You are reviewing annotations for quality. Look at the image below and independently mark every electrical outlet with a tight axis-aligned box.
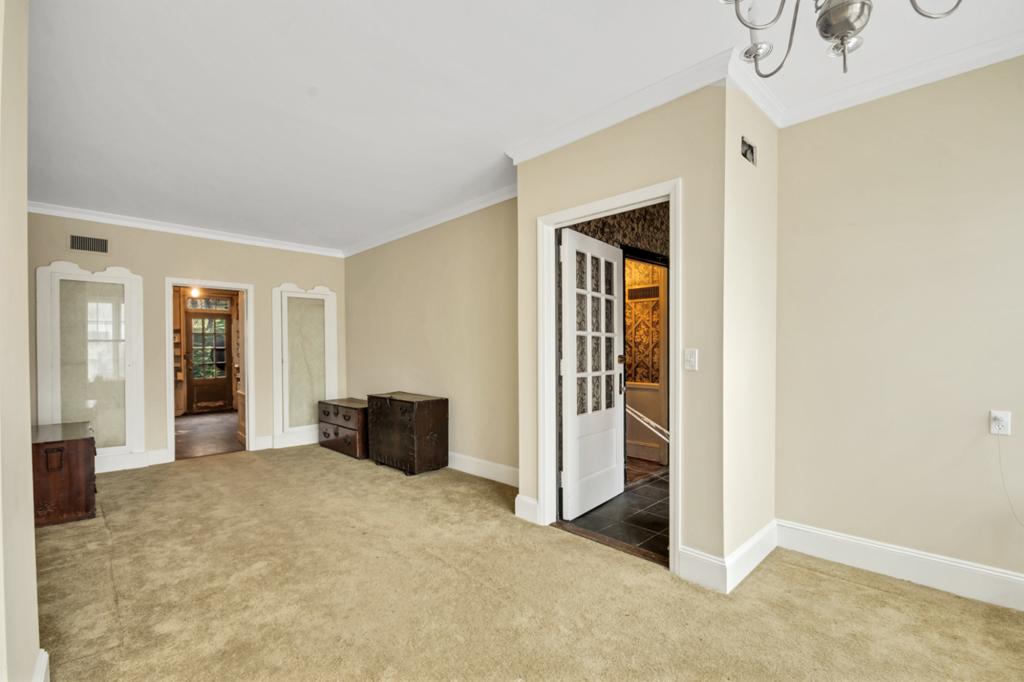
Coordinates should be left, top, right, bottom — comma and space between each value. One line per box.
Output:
991, 410, 1012, 436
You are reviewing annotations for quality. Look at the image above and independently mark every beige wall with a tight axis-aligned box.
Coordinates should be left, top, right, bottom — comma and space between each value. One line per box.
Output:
28, 215, 347, 454
777, 57, 1024, 573
345, 199, 518, 469
0, 0, 41, 678
518, 86, 728, 555
722, 84, 778, 555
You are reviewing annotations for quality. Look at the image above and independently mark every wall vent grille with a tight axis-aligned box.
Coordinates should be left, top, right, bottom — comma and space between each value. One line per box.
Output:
627, 285, 659, 301
69, 234, 109, 253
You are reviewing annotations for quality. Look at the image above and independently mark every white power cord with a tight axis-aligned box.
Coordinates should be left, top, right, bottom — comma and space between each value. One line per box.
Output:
997, 437, 1024, 529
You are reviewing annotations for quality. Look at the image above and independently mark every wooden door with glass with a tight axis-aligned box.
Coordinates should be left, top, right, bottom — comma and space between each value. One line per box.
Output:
185, 310, 233, 412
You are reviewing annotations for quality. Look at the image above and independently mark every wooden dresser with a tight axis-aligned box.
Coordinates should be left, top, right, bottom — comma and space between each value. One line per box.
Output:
318, 398, 368, 458
32, 422, 97, 527
368, 392, 448, 475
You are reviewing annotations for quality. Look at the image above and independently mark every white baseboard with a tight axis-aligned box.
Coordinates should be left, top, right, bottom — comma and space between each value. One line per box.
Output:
777, 520, 1024, 611
95, 448, 173, 474
725, 520, 778, 592
33, 649, 50, 682
271, 426, 318, 449
515, 495, 540, 525
448, 451, 518, 487
677, 520, 778, 594
248, 435, 274, 451
677, 545, 728, 592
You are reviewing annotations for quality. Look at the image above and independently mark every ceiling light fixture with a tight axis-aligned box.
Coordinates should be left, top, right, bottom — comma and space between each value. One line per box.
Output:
722, 0, 963, 78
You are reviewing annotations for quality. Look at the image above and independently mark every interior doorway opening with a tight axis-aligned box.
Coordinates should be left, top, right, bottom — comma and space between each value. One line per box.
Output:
553, 202, 671, 566
172, 285, 247, 459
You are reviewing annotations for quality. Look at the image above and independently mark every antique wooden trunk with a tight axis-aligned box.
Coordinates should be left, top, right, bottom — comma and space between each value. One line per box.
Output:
32, 422, 97, 527
318, 398, 369, 459
368, 392, 448, 475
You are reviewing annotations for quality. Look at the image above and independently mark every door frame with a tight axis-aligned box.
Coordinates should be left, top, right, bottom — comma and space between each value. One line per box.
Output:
164, 277, 256, 459
184, 308, 234, 413
271, 283, 338, 447
36, 261, 146, 459
533, 178, 684, 576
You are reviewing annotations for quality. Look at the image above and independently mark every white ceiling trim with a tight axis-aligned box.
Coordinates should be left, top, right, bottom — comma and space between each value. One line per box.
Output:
343, 183, 518, 257
778, 30, 1024, 127
27, 201, 347, 259
505, 49, 734, 166
727, 51, 789, 128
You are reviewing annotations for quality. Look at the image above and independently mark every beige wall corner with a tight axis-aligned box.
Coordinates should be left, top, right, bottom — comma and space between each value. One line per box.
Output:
777, 56, 1024, 573
345, 199, 518, 472
27, 215, 347, 456
0, 0, 42, 678
516, 85, 727, 556
722, 82, 779, 556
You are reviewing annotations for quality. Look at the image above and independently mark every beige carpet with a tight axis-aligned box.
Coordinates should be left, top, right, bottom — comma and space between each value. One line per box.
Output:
36, 445, 1024, 680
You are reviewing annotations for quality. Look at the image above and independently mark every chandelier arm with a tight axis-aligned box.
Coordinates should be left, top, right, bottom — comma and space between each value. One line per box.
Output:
753, 0, 802, 78
732, 0, 789, 31
909, 0, 963, 19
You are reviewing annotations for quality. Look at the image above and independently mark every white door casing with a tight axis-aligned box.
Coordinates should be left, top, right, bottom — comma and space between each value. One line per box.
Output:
36, 261, 145, 457
561, 230, 625, 520
271, 283, 338, 447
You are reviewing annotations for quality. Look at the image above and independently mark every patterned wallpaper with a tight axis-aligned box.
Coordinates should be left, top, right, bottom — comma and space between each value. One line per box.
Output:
625, 260, 662, 385
569, 202, 669, 257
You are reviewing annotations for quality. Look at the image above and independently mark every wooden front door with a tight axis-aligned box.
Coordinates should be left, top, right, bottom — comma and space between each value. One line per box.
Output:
186, 311, 233, 412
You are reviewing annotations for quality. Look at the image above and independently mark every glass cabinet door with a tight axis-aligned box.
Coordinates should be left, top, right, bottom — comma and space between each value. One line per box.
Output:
59, 280, 127, 448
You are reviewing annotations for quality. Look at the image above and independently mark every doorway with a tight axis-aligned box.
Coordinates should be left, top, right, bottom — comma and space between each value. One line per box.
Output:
553, 206, 672, 566
172, 285, 247, 459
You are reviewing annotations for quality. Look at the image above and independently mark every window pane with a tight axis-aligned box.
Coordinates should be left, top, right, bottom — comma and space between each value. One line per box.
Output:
59, 280, 127, 448
576, 378, 587, 415
215, 318, 226, 333
192, 318, 203, 332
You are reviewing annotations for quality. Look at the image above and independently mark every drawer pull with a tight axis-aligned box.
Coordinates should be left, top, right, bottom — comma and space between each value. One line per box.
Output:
45, 447, 64, 471
343, 413, 352, 422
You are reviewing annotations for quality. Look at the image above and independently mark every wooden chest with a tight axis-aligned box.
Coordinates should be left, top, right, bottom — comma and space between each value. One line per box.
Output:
318, 398, 368, 459
32, 423, 97, 527
368, 392, 448, 475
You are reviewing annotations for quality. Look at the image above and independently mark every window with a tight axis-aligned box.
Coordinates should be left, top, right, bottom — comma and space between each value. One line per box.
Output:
186, 296, 231, 311
191, 317, 228, 378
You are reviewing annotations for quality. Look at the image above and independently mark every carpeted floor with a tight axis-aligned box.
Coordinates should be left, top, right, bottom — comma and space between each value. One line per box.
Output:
36, 445, 1024, 680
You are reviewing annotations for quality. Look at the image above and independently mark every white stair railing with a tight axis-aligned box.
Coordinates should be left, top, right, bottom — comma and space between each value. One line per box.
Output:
625, 404, 670, 444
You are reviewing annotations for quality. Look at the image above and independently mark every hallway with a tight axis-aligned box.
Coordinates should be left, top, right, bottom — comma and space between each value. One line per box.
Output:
174, 411, 241, 459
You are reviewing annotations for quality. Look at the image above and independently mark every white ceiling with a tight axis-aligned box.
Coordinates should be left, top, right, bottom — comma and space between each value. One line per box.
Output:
28, 1, 1024, 255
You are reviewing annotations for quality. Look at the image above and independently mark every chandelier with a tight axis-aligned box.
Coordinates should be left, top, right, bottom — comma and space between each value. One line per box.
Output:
722, 0, 963, 78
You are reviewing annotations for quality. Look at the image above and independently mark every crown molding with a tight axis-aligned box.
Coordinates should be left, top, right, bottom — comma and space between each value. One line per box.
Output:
505, 49, 733, 166
779, 30, 1024, 127
342, 183, 518, 257
27, 201, 347, 259
727, 50, 789, 128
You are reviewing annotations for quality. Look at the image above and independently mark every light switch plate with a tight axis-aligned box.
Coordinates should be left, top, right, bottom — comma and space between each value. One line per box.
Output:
991, 410, 1012, 436
684, 348, 699, 372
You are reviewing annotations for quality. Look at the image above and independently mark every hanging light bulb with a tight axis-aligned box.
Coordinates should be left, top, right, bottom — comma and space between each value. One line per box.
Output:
190, 287, 201, 298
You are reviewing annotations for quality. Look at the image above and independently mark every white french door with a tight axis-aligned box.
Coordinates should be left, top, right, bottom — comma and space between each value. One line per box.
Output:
561, 230, 625, 520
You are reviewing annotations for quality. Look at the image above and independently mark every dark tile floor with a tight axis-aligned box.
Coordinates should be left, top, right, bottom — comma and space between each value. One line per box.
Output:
175, 411, 243, 459
625, 456, 667, 484
566, 465, 670, 561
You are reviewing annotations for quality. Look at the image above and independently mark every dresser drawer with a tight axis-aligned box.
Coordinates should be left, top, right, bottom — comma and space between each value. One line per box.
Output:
319, 422, 367, 459
318, 400, 365, 429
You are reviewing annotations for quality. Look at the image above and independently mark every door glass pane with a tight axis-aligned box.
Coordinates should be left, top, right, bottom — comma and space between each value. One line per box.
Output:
576, 378, 588, 415
59, 280, 127, 448
591, 376, 601, 412
576, 294, 586, 332
287, 297, 326, 428
591, 297, 600, 332
605, 337, 614, 371
604, 260, 614, 295
575, 252, 586, 290
591, 337, 601, 372
605, 299, 614, 333
590, 256, 600, 292
576, 335, 587, 373
605, 374, 615, 409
